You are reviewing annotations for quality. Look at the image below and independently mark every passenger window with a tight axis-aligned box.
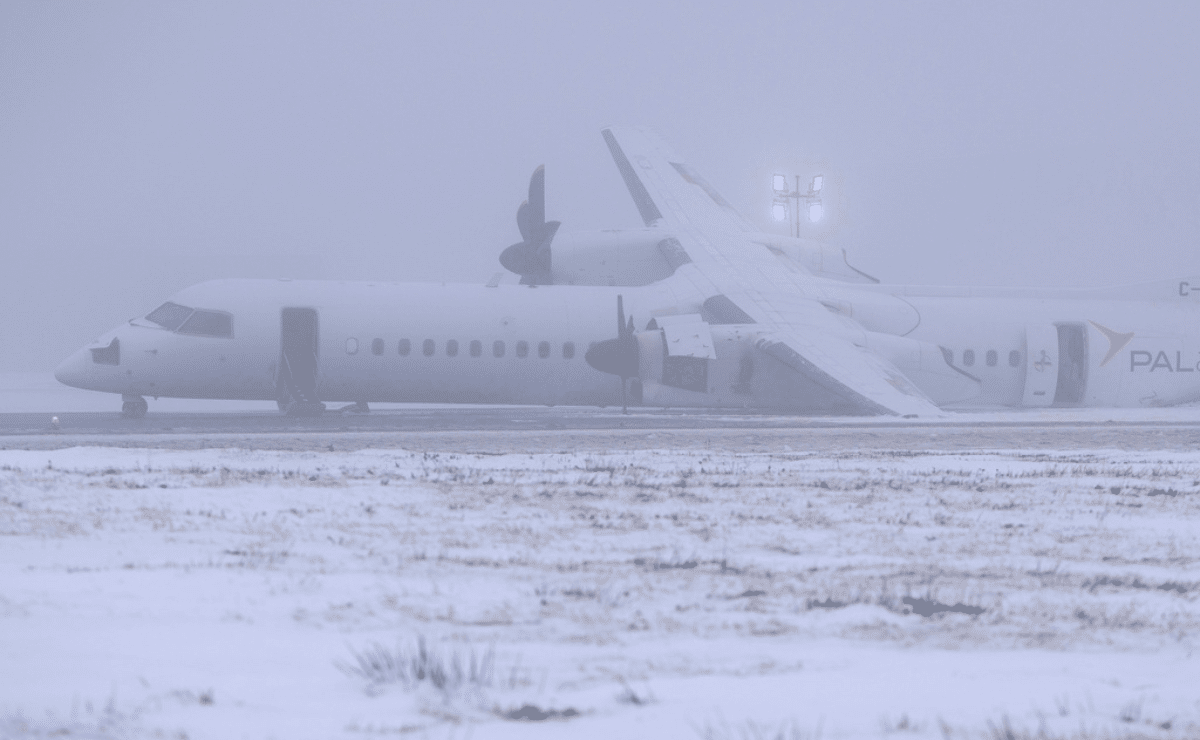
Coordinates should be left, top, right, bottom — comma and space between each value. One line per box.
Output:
346, 338, 359, 355
962, 349, 975, 367
470, 340, 482, 357
493, 340, 505, 358
145, 302, 193, 331
538, 341, 550, 358
986, 349, 997, 367
423, 339, 435, 357
178, 310, 233, 338
516, 340, 529, 358
398, 339, 411, 356
563, 341, 575, 359
371, 338, 384, 355
446, 339, 459, 357
1009, 349, 1021, 367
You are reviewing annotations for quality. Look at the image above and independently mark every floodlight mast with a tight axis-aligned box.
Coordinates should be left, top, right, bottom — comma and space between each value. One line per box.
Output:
771, 173, 824, 237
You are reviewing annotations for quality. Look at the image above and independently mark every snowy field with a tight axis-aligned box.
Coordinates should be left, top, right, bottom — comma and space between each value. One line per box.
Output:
1, 444, 1199, 739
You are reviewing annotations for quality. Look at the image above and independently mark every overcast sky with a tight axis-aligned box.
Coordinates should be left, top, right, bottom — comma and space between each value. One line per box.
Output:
3, 2, 1200, 372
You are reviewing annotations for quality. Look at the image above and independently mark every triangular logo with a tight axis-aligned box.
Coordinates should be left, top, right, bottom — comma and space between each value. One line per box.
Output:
1088, 321, 1134, 367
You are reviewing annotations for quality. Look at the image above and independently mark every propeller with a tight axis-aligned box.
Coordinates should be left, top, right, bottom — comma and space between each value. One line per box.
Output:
499, 165, 561, 285
584, 294, 640, 412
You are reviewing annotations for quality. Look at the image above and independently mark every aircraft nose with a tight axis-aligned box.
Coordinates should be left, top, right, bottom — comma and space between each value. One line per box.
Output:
54, 348, 91, 389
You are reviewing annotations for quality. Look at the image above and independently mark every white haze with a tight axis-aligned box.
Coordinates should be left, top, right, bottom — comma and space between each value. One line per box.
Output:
3, 2, 1200, 372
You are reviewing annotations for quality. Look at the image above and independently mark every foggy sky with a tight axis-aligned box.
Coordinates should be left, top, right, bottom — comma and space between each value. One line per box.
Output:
3, 1, 1200, 373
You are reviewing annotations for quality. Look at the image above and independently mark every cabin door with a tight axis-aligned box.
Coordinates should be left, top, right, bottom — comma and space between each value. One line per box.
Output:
278, 307, 325, 414
1021, 324, 1059, 407
1052, 323, 1089, 405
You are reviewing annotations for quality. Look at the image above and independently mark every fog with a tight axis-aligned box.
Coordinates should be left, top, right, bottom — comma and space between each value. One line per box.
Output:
3, 1, 1200, 373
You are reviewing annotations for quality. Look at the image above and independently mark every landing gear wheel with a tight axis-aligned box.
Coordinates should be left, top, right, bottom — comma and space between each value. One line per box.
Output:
121, 395, 148, 419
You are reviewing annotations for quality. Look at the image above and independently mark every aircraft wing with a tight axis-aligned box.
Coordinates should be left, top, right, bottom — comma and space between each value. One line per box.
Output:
603, 126, 942, 417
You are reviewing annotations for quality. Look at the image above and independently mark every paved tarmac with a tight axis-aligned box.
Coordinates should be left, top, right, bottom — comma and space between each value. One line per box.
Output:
4, 405, 1200, 452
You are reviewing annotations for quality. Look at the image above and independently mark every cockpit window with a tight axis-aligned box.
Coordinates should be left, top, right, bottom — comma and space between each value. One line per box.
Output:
90, 338, 120, 365
145, 302, 194, 330
178, 310, 233, 338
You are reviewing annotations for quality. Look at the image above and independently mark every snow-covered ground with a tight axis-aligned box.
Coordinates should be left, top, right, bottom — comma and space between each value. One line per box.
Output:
1, 445, 1198, 739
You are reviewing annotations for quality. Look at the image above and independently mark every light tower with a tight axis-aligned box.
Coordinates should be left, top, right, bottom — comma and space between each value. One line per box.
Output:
771, 173, 824, 237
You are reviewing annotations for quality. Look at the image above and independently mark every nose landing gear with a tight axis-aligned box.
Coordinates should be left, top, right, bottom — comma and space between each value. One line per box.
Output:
121, 394, 148, 419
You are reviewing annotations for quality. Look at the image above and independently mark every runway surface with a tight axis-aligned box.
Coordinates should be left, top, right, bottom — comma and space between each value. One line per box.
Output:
6, 404, 1200, 451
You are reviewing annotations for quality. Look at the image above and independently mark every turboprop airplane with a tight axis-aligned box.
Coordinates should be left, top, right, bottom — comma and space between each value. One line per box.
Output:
55, 127, 1200, 418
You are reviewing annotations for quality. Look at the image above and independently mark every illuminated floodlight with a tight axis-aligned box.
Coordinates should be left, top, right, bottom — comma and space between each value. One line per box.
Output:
810, 174, 824, 193
807, 202, 824, 223
772, 174, 788, 193
771, 202, 789, 221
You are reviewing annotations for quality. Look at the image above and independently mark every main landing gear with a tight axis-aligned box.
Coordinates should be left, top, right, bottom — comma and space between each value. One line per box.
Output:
121, 394, 148, 419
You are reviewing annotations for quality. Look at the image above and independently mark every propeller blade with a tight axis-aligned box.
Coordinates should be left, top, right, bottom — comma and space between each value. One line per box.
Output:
527, 165, 546, 226
586, 294, 640, 383
500, 165, 559, 285
534, 221, 560, 260
516, 200, 533, 243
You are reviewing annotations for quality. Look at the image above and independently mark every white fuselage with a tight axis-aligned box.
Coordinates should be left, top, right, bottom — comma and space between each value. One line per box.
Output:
901, 289, 1200, 408
54, 277, 1200, 412
55, 279, 678, 407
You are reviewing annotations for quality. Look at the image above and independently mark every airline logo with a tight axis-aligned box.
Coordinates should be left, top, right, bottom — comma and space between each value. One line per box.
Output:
1089, 321, 1134, 367
1130, 351, 1197, 373
1092, 320, 1200, 372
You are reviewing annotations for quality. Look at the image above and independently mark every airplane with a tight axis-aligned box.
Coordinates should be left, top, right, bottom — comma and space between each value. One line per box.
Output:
54, 127, 1200, 419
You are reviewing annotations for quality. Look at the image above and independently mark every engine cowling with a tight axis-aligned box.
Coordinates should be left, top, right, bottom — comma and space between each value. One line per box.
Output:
636, 320, 761, 408
548, 230, 676, 286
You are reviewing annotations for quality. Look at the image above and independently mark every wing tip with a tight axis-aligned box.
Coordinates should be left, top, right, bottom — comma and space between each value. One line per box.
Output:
600, 127, 664, 227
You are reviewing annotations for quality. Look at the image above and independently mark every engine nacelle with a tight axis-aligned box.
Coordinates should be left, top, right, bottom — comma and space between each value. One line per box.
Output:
549, 229, 675, 286
636, 321, 763, 408
816, 289, 922, 336
749, 233, 879, 284
544, 230, 886, 288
